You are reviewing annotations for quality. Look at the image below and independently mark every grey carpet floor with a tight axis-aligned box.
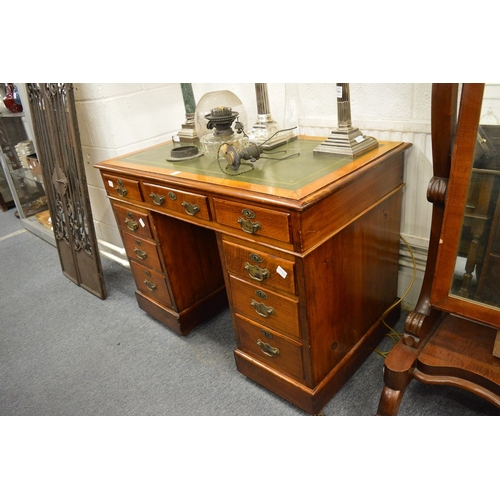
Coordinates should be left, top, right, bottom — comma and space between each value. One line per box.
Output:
1, 207, 499, 416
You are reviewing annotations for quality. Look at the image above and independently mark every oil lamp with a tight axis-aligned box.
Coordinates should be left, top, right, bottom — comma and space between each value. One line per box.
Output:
195, 90, 248, 159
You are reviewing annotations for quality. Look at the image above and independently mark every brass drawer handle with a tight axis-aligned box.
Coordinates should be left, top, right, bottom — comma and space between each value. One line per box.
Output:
125, 218, 139, 231
245, 262, 270, 281
251, 300, 275, 318
134, 248, 147, 260
144, 279, 157, 292
182, 201, 200, 216
116, 186, 128, 197
115, 179, 127, 197
150, 192, 165, 206
238, 217, 261, 234
257, 339, 280, 357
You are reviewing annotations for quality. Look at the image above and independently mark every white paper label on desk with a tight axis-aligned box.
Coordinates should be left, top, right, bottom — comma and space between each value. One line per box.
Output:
355, 136, 365, 143
108, 180, 114, 187
276, 266, 287, 279
170, 171, 181, 176
139, 218, 145, 227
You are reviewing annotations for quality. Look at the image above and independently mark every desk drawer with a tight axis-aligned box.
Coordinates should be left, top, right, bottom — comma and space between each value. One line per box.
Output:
222, 240, 296, 295
214, 198, 291, 243
142, 182, 211, 221
130, 260, 172, 308
236, 315, 304, 381
112, 202, 154, 239
103, 173, 142, 201
230, 276, 300, 338
121, 231, 163, 273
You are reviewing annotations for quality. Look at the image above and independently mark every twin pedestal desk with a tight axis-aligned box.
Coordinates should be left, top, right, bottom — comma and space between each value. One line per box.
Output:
96, 139, 410, 414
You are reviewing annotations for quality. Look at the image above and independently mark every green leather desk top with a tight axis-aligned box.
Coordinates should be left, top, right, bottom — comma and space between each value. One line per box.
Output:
120, 139, 358, 190
102, 139, 406, 201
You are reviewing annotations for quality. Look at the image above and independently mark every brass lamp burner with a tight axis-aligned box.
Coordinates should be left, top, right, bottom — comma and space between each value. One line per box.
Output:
205, 106, 240, 137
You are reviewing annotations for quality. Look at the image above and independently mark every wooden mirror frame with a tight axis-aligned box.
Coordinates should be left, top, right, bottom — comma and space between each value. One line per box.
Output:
430, 83, 500, 329
377, 83, 500, 416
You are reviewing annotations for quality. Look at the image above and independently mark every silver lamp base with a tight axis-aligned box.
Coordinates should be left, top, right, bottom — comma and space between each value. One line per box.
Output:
177, 113, 199, 144
313, 127, 378, 157
248, 114, 293, 150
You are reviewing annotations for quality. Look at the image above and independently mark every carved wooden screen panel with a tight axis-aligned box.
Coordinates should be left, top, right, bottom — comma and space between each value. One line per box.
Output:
27, 83, 107, 299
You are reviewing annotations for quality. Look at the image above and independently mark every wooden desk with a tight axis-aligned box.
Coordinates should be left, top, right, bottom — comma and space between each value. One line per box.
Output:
96, 138, 410, 414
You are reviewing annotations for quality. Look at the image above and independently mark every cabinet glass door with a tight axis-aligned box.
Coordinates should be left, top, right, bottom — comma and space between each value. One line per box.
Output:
0, 113, 48, 219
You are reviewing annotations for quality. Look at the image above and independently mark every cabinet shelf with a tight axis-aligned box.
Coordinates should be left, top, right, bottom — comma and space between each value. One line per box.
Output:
9, 167, 44, 184
0, 86, 54, 244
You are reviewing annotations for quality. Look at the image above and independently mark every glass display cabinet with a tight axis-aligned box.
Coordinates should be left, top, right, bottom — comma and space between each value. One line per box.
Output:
377, 83, 500, 415
0, 155, 14, 211
0, 84, 54, 244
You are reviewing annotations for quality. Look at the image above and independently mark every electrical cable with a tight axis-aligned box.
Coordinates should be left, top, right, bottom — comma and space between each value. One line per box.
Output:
374, 234, 417, 358
216, 126, 300, 175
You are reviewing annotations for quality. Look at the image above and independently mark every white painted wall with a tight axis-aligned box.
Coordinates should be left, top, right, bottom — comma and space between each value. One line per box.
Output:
74, 83, 434, 308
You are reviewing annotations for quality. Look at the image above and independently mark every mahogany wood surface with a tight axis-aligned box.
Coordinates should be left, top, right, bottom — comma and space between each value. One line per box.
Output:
430, 85, 490, 323
96, 139, 410, 414
415, 314, 500, 406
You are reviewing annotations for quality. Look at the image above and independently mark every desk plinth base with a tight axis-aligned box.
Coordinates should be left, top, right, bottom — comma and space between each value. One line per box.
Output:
135, 287, 228, 336
235, 304, 400, 415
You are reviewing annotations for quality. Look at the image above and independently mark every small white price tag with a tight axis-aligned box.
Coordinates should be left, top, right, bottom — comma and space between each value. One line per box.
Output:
170, 171, 181, 176
355, 136, 365, 143
276, 266, 287, 279
139, 218, 145, 227
108, 180, 114, 187
336, 86, 343, 98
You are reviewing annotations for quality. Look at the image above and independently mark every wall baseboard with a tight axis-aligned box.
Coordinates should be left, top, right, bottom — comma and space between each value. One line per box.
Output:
398, 234, 428, 310
98, 239, 130, 268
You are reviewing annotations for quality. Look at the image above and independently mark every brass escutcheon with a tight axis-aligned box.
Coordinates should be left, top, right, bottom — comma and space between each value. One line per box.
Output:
249, 253, 262, 263
255, 289, 268, 300
261, 329, 273, 339
168, 191, 177, 201
242, 208, 255, 219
